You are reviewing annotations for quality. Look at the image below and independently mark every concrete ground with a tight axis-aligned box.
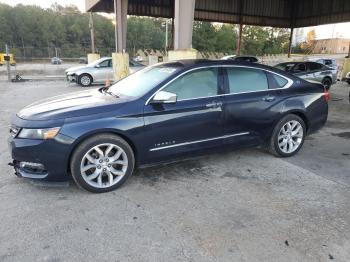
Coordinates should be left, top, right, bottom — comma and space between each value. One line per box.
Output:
0, 79, 349, 262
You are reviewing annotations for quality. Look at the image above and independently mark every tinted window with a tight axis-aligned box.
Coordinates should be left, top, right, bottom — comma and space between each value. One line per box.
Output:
226, 67, 268, 93
308, 62, 322, 71
324, 59, 333, 66
268, 73, 288, 89
275, 63, 295, 72
163, 68, 218, 100
99, 59, 111, 68
293, 63, 306, 72
235, 56, 258, 63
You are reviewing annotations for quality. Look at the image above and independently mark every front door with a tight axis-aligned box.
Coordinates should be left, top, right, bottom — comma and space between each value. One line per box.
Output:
142, 67, 225, 163
94, 59, 113, 83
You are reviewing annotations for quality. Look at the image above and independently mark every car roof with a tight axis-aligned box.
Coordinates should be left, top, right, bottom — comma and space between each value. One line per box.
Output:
160, 59, 297, 79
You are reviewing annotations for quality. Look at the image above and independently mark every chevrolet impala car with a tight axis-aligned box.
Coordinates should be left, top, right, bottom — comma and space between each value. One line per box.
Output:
9, 60, 329, 193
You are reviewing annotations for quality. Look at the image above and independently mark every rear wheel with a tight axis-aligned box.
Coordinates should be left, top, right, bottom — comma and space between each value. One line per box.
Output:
322, 78, 332, 90
78, 74, 92, 87
70, 134, 135, 193
269, 114, 306, 157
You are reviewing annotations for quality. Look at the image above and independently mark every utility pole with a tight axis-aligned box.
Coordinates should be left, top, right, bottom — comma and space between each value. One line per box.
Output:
5, 44, 11, 82
89, 12, 95, 53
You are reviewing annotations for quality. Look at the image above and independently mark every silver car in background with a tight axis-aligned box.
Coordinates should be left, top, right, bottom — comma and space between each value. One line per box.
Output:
65, 57, 145, 87
307, 58, 338, 71
274, 61, 337, 90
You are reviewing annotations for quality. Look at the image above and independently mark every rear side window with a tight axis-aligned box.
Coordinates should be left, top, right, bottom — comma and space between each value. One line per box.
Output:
267, 73, 289, 89
308, 62, 322, 71
226, 67, 268, 94
324, 60, 333, 66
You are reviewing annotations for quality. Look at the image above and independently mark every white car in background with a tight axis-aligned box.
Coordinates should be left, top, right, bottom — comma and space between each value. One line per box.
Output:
65, 57, 145, 87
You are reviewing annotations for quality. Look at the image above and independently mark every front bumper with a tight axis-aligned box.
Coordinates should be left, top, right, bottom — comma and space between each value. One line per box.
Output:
8, 134, 74, 182
66, 74, 76, 82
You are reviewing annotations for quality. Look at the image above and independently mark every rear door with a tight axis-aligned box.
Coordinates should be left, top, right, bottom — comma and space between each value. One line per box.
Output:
222, 66, 290, 145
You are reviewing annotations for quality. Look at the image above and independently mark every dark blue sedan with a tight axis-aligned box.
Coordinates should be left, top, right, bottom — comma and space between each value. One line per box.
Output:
9, 60, 329, 193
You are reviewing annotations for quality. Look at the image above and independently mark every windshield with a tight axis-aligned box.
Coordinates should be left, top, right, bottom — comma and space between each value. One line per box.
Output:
109, 65, 181, 97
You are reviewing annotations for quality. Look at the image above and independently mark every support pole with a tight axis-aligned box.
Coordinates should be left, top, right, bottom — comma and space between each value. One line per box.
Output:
89, 12, 95, 53
5, 44, 11, 82
114, 0, 119, 52
236, 24, 243, 56
288, 27, 294, 58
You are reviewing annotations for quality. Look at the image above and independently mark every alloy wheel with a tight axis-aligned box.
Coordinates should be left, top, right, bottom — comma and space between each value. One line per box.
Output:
277, 120, 304, 154
80, 143, 128, 189
80, 75, 91, 86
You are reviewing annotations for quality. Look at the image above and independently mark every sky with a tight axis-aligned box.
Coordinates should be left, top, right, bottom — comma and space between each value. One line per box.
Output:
0, 0, 350, 40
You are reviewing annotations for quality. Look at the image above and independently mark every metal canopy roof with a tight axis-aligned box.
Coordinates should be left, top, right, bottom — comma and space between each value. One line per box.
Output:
86, 0, 350, 28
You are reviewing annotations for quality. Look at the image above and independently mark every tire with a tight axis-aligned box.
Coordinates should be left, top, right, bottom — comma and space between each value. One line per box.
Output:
269, 114, 306, 157
70, 134, 135, 193
322, 78, 332, 90
78, 74, 93, 87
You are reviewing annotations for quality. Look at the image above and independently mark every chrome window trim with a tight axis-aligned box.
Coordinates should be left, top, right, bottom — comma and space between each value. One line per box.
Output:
149, 132, 250, 152
145, 65, 294, 105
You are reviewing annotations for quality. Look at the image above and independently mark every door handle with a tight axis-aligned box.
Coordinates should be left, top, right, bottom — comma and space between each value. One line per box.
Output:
262, 96, 276, 102
206, 102, 217, 108
206, 101, 223, 108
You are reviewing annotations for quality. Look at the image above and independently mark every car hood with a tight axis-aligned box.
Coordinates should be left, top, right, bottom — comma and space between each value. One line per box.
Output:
17, 89, 131, 121
65, 65, 88, 73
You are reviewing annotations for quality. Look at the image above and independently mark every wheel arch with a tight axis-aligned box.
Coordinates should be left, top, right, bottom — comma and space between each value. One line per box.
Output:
77, 72, 93, 85
66, 129, 138, 174
280, 110, 309, 132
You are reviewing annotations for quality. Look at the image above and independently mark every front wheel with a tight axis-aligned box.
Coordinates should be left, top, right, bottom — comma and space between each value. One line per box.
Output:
269, 114, 306, 157
78, 74, 93, 87
70, 134, 135, 193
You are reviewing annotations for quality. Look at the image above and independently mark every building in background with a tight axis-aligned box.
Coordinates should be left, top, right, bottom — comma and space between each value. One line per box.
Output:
313, 38, 350, 54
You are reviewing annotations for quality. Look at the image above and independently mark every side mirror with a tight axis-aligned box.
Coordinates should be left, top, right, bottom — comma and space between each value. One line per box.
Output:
95, 64, 100, 68
151, 91, 177, 104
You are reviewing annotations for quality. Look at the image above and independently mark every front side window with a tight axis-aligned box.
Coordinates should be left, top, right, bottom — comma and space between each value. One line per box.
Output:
163, 68, 218, 100
293, 63, 306, 72
226, 67, 268, 94
99, 59, 111, 68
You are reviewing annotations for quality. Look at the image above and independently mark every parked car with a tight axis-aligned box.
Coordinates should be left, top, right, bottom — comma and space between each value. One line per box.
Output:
133, 55, 144, 62
221, 55, 260, 63
79, 57, 88, 64
307, 58, 338, 71
274, 61, 336, 90
65, 57, 145, 87
9, 60, 329, 193
346, 72, 350, 84
51, 57, 62, 65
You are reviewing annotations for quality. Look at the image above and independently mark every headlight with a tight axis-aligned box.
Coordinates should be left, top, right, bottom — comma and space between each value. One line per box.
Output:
17, 127, 61, 140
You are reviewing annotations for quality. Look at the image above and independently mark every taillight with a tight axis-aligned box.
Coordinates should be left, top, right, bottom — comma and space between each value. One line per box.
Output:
324, 90, 330, 102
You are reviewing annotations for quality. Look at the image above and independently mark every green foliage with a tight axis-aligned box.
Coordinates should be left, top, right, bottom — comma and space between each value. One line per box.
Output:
0, 3, 291, 58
